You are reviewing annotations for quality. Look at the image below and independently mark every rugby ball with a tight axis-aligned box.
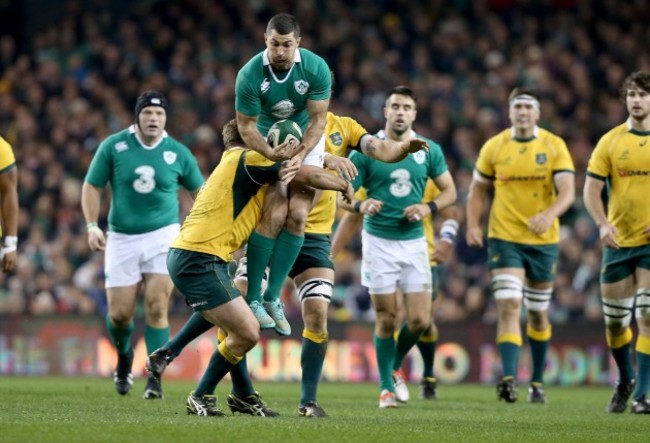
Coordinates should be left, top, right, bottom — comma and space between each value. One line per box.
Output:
266, 119, 303, 148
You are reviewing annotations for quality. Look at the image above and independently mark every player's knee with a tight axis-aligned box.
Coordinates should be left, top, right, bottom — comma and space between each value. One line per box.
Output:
603, 296, 634, 333
406, 315, 429, 334
145, 296, 168, 318
376, 311, 397, 334
236, 325, 260, 352
109, 310, 133, 327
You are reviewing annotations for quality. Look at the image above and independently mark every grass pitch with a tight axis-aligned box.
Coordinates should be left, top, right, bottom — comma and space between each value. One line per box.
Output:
0, 377, 646, 442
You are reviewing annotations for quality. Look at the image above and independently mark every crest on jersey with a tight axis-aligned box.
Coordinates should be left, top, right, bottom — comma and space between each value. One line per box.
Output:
271, 100, 296, 119
329, 132, 343, 146
535, 153, 547, 165
261, 78, 270, 93
294, 80, 309, 95
115, 141, 129, 153
163, 151, 177, 165
413, 150, 426, 164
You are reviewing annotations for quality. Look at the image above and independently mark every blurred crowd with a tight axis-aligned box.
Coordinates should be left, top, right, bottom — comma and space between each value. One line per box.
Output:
0, 0, 648, 325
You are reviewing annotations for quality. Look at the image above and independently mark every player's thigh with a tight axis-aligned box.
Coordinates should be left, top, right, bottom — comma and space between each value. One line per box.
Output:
202, 296, 259, 342
398, 236, 431, 294
106, 285, 139, 319
522, 242, 558, 282
166, 248, 240, 312
402, 289, 432, 327
600, 246, 647, 287
487, 238, 526, 273
361, 231, 401, 294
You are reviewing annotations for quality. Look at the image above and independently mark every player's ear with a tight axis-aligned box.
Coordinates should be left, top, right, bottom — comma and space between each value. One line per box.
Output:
295, 36, 301, 46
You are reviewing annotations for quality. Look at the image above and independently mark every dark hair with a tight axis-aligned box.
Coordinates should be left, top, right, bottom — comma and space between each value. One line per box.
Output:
134, 90, 168, 118
266, 13, 300, 37
619, 71, 650, 102
508, 86, 540, 102
385, 85, 417, 106
223, 119, 245, 148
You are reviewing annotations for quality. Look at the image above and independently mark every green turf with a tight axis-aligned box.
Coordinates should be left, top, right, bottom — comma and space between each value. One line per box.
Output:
0, 377, 646, 442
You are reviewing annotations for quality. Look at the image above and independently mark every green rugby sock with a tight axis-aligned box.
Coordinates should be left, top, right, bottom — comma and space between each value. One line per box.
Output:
417, 339, 436, 379
168, 312, 213, 357
300, 333, 328, 405
105, 315, 134, 355
144, 325, 169, 355
393, 324, 420, 371
230, 356, 256, 397
262, 230, 304, 302
374, 334, 396, 392
245, 232, 276, 304
498, 342, 520, 378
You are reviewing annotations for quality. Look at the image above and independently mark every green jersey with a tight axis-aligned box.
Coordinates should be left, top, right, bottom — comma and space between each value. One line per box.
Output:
85, 126, 204, 234
350, 130, 449, 241
235, 47, 331, 135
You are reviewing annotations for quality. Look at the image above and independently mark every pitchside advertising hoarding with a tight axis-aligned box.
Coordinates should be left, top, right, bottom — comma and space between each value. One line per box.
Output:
0, 316, 622, 385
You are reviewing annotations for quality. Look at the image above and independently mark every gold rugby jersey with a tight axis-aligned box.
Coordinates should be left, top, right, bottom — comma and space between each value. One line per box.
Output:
172, 148, 279, 261
305, 112, 368, 234
587, 121, 650, 247
475, 127, 574, 245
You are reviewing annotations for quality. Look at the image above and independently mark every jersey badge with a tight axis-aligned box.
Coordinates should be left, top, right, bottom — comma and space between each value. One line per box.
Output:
115, 141, 129, 153
329, 132, 343, 146
294, 80, 309, 95
271, 100, 296, 119
163, 151, 177, 165
261, 78, 270, 94
535, 153, 547, 165
413, 150, 426, 164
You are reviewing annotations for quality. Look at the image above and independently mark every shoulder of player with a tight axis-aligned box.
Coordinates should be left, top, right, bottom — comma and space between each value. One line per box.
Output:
593, 122, 630, 153
238, 51, 265, 72
97, 128, 131, 152
297, 48, 329, 73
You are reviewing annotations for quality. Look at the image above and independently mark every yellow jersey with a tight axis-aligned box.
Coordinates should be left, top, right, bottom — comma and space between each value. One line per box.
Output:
172, 148, 279, 261
305, 112, 368, 234
0, 136, 16, 237
475, 127, 574, 245
587, 121, 650, 247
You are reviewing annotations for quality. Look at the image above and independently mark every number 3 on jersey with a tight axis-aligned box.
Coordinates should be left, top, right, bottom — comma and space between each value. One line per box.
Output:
389, 168, 412, 197
133, 165, 156, 193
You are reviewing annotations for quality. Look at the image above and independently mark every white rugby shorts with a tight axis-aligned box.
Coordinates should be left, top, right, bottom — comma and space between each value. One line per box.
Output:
104, 223, 180, 288
361, 230, 431, 294
302, 134, 325, 167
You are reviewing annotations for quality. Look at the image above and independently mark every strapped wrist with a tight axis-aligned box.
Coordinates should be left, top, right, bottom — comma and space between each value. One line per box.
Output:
3, 235, 17, 247
427, 201, 438, 215
440, 219, 459, 244
353, 201, 362, 213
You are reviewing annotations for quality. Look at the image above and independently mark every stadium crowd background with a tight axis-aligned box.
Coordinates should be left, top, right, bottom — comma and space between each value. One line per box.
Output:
0, 0, 648, 327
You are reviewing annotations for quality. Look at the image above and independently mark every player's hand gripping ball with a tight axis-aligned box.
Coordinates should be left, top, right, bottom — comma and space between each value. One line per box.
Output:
267, 119, 303, 148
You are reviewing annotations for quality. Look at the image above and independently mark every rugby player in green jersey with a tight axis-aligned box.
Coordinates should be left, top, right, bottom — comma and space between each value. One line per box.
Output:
82, 91, 204, 399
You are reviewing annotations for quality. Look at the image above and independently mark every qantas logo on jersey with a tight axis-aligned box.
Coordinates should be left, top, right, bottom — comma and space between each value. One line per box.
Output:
497, 175, 545, 182
115, 141, 129, 152
260, 78, 271, 93
617, 169, 650, 177
294, 80, 309, 95
163, 151, 177, 165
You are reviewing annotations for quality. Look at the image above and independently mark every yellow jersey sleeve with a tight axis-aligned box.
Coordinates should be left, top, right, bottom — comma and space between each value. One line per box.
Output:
0, 136, 16, 172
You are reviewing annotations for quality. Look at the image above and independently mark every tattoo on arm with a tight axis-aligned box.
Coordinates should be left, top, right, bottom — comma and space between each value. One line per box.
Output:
364, 138, 377, 154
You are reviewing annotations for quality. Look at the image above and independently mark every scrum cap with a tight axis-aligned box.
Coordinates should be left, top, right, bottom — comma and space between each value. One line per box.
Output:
134, 90, 168, 118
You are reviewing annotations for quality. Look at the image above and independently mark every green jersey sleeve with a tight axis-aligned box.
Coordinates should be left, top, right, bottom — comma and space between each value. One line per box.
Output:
85, 138, 114, 187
